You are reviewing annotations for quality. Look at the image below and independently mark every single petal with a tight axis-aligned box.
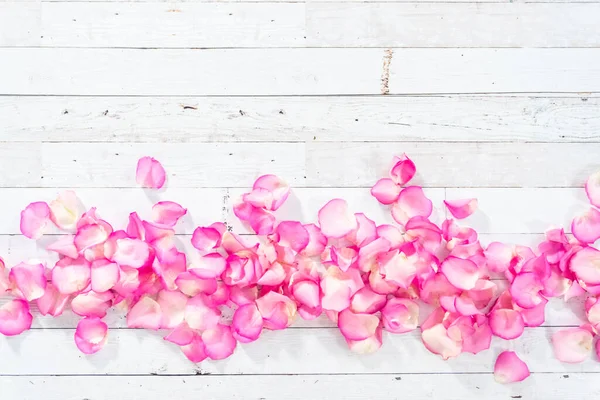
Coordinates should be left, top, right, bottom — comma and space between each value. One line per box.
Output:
175, 272, 217, 297
378, 250, 417, 289
392, 187, 433, 225
51, 257, 91, 295
275, 221, 309, 253
256, 291, 297, 330
74, 317, 108, 355
444, 198, 478, 220
338, 309, 380, 341
180, 334, 207, 363
136, 156, 166, 189
201, 324, 237, 360
440, 256, 480, 291
510, 272, 545, 309
376, 225, 405, 249
420, 273, 461, 306
189, 253, 227, 279
9, 262, 46, 301
47, 235, 79, 259
421, 323, 462, 360
489, 309, 525, 340
165, 322, 195, 346
112, 238, 152, 269
71, 291, 113, 318
249, 174, 290, 211
49, 190, 81, 231
0, 299, 33, 336
350, 287, 387, 314
381, 298, 419, 334
552, 327, 593, 363
318, 199, 357, 239
232, 303, 264, 343
389, 154, 416, 186
346, 325, 383, 354
348, 213, 377, 248
494, 351, 530, 383
585, 170, 600, 208
571, 208, 600, 244
320, 266, 364, 312
371, 178, 401, 205
20, 202, 51, 239
75, 223, 111, 251
152, 250, 186, 291
152, 201, 187, 227
127, 296, 162, 330
291, 279, 321, 310
90, 260, 120, 293
185, 295, 220, 331
570, 247, 600, 285
126, 212, 145, 239
229, 285, 258, 306
157, 290, 187, 329
191, 226, 222, 252
36, 283, 70, 316
485, 242, 514, 273
300, 224, 327, 257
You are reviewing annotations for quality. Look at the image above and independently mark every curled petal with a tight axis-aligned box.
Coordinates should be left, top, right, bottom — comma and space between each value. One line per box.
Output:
51, 257, 91, 295
371, 178, 401, 205
381, 298, 419, 334
232, 303, 264, 343
275, 221, 309, 253
338, 309, 380, 341
127, 296, 162, 330
49, 190, 81, 230
256, 291, 297, 330
75, 223, 111, 251
20, 202, 51, 239
152, 201, 187, 227
202, 324, 237, 360
444, 198, 478, 220
421, 323, 462, 360
440, 256, 480, 291
136, 156, 166, 189
585, 170, 600, 208
571, 208, 600, 244
389, 154, 416, 186
191, 227, 222, 252
392, 187, 433, 225
489, 309, 525, 340
318, 199, 357, 239
301, 224, 327, 257
510, 272, 545, 309
0, 299, 33, 336
552, 327, 593, 363
9, 262, 46, 301
247, 174, 290, 211
494, 351, 530, 384
74, 317, 108, 354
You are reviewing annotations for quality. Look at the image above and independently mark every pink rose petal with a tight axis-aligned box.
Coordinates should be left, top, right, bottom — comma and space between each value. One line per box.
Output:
152, 201, 187, 227
191, 226, 222, 252
49, 190, 81, 231
0, 299, 33, 336
392, 187, 433, 225
389, 154, 416, 186
371, 178, 401, 205
51, 257, 91, 295
440, 256, 480, 291
552, 327, 593, 363
585, 170, 600, 208
247, 174, 290, 211
489, 309, 525, 340
47, 235, 79, 259
127, 296, 162, 330
157, 290, 187, 329
274, 221, 309, 253
201, 324, 237, 360
256, 291, 297, 330
90, 260, 120, 293
185, 295, 220, 331
180, 334, 207, 363
136, 156, 166, 189
232, 303, 264, 343
165, 322, 195, 346
71, 291, 113, 318
444, 198, 478, 220
381, 298, 419, 334
318, 199, 357, 239
510, 272, 545, 309
338, 309, 380, 341
74, 317, 108, 355
494, 351, 530, 383
20, 202, 51, 239
9, 262, 46, 301
571, 208, 600, 244
570, 247, 600, 285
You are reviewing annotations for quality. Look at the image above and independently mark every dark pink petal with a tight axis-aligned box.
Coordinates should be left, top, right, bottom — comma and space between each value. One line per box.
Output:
191, 227, 222, 252
74, 317, 108, 354
552, 327, 593, 363
290, 279, 321, 318
222, 254, 258, 288
494, 351, 530, 383
229, 286, 258, 306
389, 154, 416, 186
301, 224, 327, 257
444, 198, 478, 220
0, 299, 33, 336
20, 202, 51, 239
392, 187, 433, 225
126, 212, 144, 239
510, 272, 545, 309
585, 170, 600, 208
201, 324, 237, 360
90, 260, 120, 293
127, 296, 162, 330
136, 156, 166, 189
232, 303, 264, 343
570, 247, 600, 285
381, 298, 419, 333
420, 273, 461, 306
153, 250, 186, 291
249, 174, 290, 211
256, 262, 286, 287
489, 309, 525, 340
51, 257, 91, 295
518, 297, 548, 327
49, 190, 81, 231
246, 206, 276, 235
157, 290, 187, 329
338, 309, 380, 341
572, 208, 600, 244
256, 291, 297, 330
371, 178, 401, 205
461, 318, 492, 354
9, 262, 46, 301
318, 199, 357, 239
185, 295, 220, 331
71, 291, 113, 318
152, 201, 187, 227
275, 221, 309, 253
440, 256, 480, 291
36, 283, 70, 316
180, 334, 207, 363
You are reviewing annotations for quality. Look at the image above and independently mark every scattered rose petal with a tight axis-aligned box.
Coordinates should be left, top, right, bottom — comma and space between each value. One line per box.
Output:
0, 299, 33, 336
444, 198, 478, 220
586, 170, 600, 208
152, 201, 187, 227
74, 317, 108, 354
20, 202, 51, 239
318, 199, 357, 238
552, 327, 593, 363
136, 156, 166, 189
494, 351, 530, 383
572, 208, 600, 244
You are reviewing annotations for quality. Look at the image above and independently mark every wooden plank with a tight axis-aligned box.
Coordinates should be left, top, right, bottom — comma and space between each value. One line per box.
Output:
307, 3, 600, 48
0, 374, 596, 400
0, 328, 597, 375
39, 2, 306, 48
3, 48, 600, 95
2, 95, 599, 143
0, 3, 40, 47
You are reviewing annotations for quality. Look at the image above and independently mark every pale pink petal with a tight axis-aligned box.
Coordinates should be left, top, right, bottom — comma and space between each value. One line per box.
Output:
392, 187, 433, 225
0, 258, 9, 294
232, 303, 264, 343
136, 156, 166, 189
71, 291, 113, 318
320, 266, 364, 312
300, 224, 327, 257
111, 266, 140, 297
185, 295, 220, 331
90, 260, 120, 293
191, 226, 222, 252
421, 323, 462, 360
510, 272, 545, 309
201, 324, 237, 360
206, 281, 230, 306
404, 217, 442, 252
0, 299, 33, 336
36, 283, 70, 316
330, 247, 357, 272
156, 290, 187, 329
111, 238, 152, 269
47, 235, 79, 259
256, 291, 297, 330
229, 286, 258, 306
389, 154, 416, 186
485, 242, 514, 273
494, 351, 530, 383
440, 256, 480, 291
420, 273, 461, 306
444, 198, 478, 220
20, 202, 51, 239
189, 253, 227, 279
570, 247, 600, 285
175, 272, 217, 297
350, 287, 387, 314
75, 223, 111, 251
371, 178, 401, 205
376, 225, 405, 249
381, 298, 419, 334
164, 322, 195, 346
489, 309, 525, 340
127, 296, 162, 330
180, 334, 207, 363
338, 309, 380, 341
346, 325, 383, 354
74, 317, 108, 355
348, 213, 377, 248
378, 250, 417, 289
152, 201, 187, 227
246, 206, 276, 235
256, 262, 286, 287
291, 279, 321, 316
461, 318, 492, 354
572, 208, 600, 244
357, 237, 391, 273
318, 199, 357, 239
518, 297, 548, 327
153, 251, 186, 291
49, 190, 81, 231
9, 262, 46, 301
249, 174, 290, 211
275, 221, 309, 253
552, 327, 593, 363
51, 257, 91, 295
585, 170, 600, 208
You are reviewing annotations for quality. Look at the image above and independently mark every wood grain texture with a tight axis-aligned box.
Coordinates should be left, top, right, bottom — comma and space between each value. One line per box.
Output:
3, 48, 600, 95
2, 96, 599, 143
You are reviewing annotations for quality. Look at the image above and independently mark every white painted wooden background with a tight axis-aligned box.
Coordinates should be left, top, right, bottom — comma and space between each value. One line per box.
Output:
0, 0, 599, 399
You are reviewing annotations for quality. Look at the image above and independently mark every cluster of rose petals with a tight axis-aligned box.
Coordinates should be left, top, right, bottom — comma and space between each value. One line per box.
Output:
2, 155, 600, 383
